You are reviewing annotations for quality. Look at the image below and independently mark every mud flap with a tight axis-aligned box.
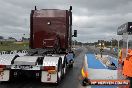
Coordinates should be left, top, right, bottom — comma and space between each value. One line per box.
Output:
0, 70, 10, 81
41, 71, 57, 83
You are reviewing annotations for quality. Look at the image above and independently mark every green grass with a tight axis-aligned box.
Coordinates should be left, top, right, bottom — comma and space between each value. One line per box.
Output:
0, 41, 29, 51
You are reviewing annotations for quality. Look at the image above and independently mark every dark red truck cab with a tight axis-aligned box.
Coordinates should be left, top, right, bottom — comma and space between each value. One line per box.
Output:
30, 7, 73, 53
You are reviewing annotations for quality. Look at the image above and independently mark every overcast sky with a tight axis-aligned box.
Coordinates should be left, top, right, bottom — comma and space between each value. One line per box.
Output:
0, 0, 132, 42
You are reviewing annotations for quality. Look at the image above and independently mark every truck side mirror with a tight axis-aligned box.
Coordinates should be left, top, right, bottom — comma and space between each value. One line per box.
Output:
73, 30, 77, 37
70, 6, 72, 10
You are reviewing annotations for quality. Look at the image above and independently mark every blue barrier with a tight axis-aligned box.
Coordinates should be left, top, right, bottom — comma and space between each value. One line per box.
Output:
86, 54, 106, 69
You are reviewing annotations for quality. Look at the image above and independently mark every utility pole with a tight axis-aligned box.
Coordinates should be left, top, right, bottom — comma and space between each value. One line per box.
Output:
118, 39, 120, 59
74, 40, 76, 47
111, 38, 113, 53
101, 40, 103, 58
99, 40, 104, 58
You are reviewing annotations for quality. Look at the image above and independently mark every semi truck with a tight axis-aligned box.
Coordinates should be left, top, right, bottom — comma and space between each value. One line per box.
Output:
0, 6, 77, 84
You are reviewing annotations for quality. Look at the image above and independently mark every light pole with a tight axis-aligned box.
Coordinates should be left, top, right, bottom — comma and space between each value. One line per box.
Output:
99, 40, 104, 58
74, 40, 76, 47
111, 38, 113, 48
111, 38, 113, 53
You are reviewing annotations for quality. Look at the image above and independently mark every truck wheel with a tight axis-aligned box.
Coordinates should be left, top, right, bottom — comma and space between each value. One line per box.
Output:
0, 82, 3, 84
62, 63, 67, 79
9, 70, 14, 81
57, 58, 62, 84
63, 64, 67, 75
57, 72, 61, 84
62, 57, 67, 77
69, 63, 73, 68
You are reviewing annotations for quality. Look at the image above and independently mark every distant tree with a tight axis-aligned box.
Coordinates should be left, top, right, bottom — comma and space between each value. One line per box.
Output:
111, 39, 118, 47
8, 37, 15, 39
0, 36, 4, 39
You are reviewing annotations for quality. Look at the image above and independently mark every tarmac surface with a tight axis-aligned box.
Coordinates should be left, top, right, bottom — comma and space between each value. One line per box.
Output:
0, 47, 87, 88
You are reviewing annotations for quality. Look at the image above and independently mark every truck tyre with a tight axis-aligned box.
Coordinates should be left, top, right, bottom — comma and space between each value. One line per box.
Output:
72, 51, 75, 58
57, 58, 62, 84
63, 61, 67, 75
62, 57, 67, 78
0, 82, 3, 84
69, 63, 73, 68
69, 59, 73, 68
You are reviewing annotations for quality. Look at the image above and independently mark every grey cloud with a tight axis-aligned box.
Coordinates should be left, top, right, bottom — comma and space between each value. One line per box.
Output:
0, 0, 132, 42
